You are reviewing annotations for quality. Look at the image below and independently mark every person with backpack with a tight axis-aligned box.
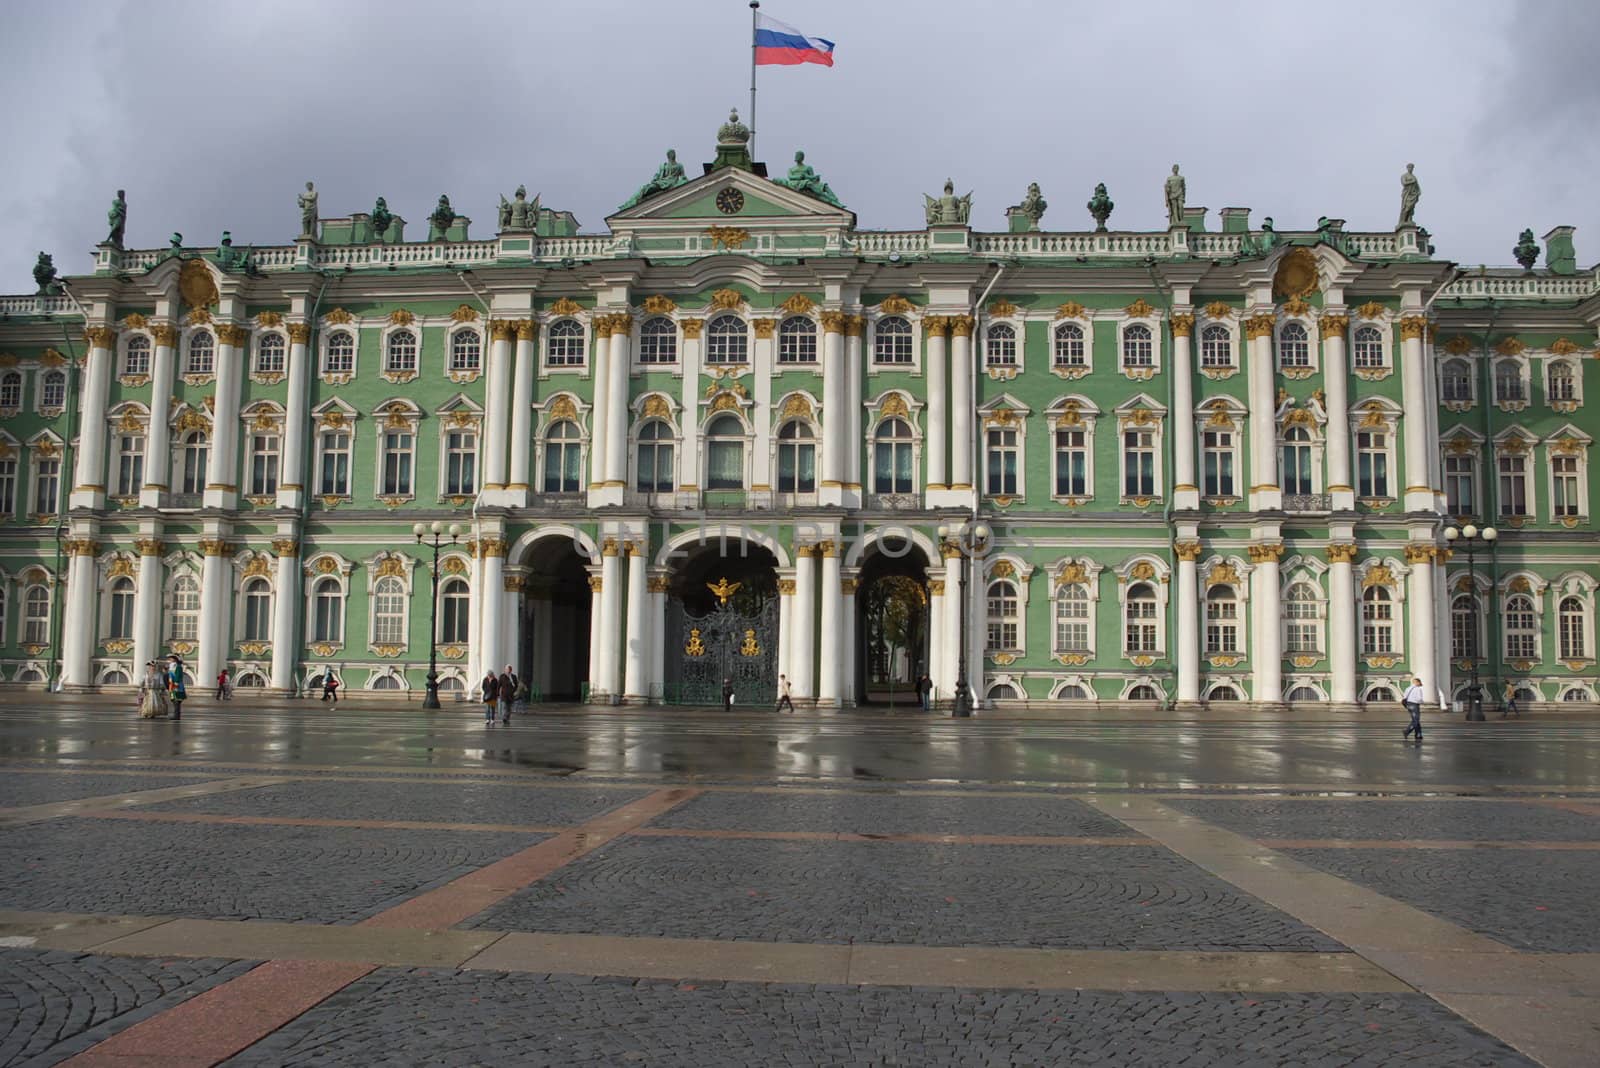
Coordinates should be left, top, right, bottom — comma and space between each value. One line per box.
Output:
497, 666, 514, 724
481, 670, 499, 724
321, 672, 340, 705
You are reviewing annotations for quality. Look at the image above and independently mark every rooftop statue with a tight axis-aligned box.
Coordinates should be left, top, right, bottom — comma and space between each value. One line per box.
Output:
717, 108, 750, 145
428, 194, 456, 241
1398, 163, 1420, 227
33, 252, 58, 295
370, 196, 393, 241
506, 185, 539, 230
1239, 217, 1278, 258
619, 149, 688, 211
298, 181, 318, 239
214, 230, 249, 270
497, 195, 512, 231
924, 179, 972, 226
776, 150, 842, 207
1012, 182, 1047, 227
1086, 183, 1114, 231
1164, 165, 1185, 228
1513, 228, 1539, 270
106, 189, 127, 248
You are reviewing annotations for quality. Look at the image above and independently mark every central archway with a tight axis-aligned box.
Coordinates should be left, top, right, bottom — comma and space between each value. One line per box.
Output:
855, 536, 932, 708
664, 539, 779, 706
521, 535, 592, 701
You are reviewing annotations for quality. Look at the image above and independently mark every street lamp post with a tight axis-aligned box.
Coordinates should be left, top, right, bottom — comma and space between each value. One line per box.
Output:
936, 519, 991, 718
1443, 522, 1497, 721
413, 521, 462, 710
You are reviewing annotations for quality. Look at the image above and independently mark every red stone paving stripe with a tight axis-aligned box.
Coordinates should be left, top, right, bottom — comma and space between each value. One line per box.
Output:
77, 808, 566, 835
627, 827, 1148, 847
1258, 837, 1600, 851
359, 786, 700, 931
59, 959, 375, 1068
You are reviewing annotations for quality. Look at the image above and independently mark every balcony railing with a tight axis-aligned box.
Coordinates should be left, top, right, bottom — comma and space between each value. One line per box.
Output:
865, 492, 923, 511
1283, 493, 1332, 512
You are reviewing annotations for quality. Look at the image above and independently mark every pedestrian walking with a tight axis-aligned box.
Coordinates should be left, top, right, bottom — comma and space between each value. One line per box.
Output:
774, 673, 794, 714
1402, 676, 1426, 741
321, 672, 340, 705
167, 656, 187, 720
721, 677, 735, 713
1502, 681, 1520, 719
216, 667, 231, 701
508, 666, 527, 718
481, 670, 500, 724
497, 666, 514, 724
916, 673, 932, 712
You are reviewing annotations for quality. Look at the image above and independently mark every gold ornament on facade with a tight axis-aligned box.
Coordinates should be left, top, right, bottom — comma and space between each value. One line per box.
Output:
374, 555, 407, 578
102, 639, 134, 655
106, 557, 136, 579
371, 644, 403, 659
1056, 301, 1088, 320
1366, 655, 1400, 669
318, 409, 348, 430
1272, 246, 1319, 300
949, 315, 975, 337
845, 314, 865, 337
216, 324, 250, 346
1549, 337, 1580, 355
640, 295, 677, 315
1499, 436, 1531, 454
271, 538, 299, 558
1246, 543, 1284, 563
1550, 436, 1586, 456
83, 326, 117, 349
738, 629, 762, 657
640, 394, 672, 420
322, 307, 355, 325
115, 409, 145, 433
1318, 313, 1349, 335
1494, 336, 1526, 356
1402, 544, 1435, 564
445, 410, 478, 429
780, 394, 813, 420
1441, 336, 1474, 356
489, 319, 516, 342
546, 395, 578, 422
39, 348, 67, 367
599, 537, 620, 558
751, 318, 776, 339
1207, 562, 1240, 586
647, 576, 671, 593
134, 538, 165, 557
548, 298, 583, 317
685, 629, 707, 656
1398, 316, 1428, 340
1056, 561, 1088, 586
243, 555, 272, 578
1173, 541, 1203, 562
990, 560, 1016, 579
308, 642, 336, 658
1129, 560, 1157, 582
120, 312, 149, 330
989, 652, 1016, 666
1120, 408, 1156, 428
1282, 408, 1317, 429
446, 304, 480, 323
879, 295, 915, 315
879, 393, 910, 419
1203, 301, 1234, 320
513, 319, 537, 341
779, 293, 815, 315
1124, 298, 1156, 319
917, 312, 947, 333
985, 407, 1018, 426
1290, 654, 1320, 668
313, 557, 339, 576
1203, 406, 1236, 429
1243, 313, 1276, 340
503, 574, 526, 593
480, 537, 508, 558
35, 439, 61, 458
679, 318, 704, 339
1208, 654, 1243, 668
1361, 564, 1395, 589
1169, 313, 1194, 337
710, 391, 741, 413
987, 298, 1018, 318
819, 310, 848, 335
198, 538, 230, 557
1351, 301, 1384, 320
1326, 544, 1359, 564
705, 227, 750, 250
237, 641, 270, 657
1282, 294, 1313, 317
178, 259, 219, 309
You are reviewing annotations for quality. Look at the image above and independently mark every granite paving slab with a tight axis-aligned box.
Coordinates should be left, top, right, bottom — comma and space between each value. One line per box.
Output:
651, 790, 1141, 837
1168, 798, 1600, 842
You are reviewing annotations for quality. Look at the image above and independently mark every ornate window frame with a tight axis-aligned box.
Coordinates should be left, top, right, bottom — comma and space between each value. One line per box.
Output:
372, 399, 422, 505
240, 402, 285, 503
97, 553, 138, 648
37, 368, 66, 416
1196, 397, 1247, 504
302, 552, 353, 654
105, 403, 149, 502
1199, 554, 1250, 668
438, 570, 472, 648
983, 314, 1023, 381
701, 407, 753, 492
1120, 676, 1166, 702
162, 552, 203, 652
770, 392, 821, 504
446, 323, 484, 383
983, 554, 1033, 663
542, 312, 590, 374
1545, 428, 1591, 525
635, 315, 679, 369
775, 314, 819, 369
1498, 572, 1546, 668
1350, 323, 1389, 375
1198, 318, 1237, 379
180, 326, 216, 384
26, 431, 64, 519
20, 567, 54, 652
232, 552, 276, 650
118, 329, 154, 386
0, 431, 18, 519
1492, 428, 1538, 522
1045, 395, 1098, 505
1116, 299, 1162, 380
1448, 578, 1487, 665
704, 313, 751, 370
1277, 398, 1327, 502
251, 327, 288, 385
868, 311, 919, 372
865, 391, 921, 500
536, 392, 591, 495
630, 392, 681, 498
977, 394, 1030, 504
1050, 311, 1091, 379
1350, 398, 1401, 505
0, 368, 23, 415
1439, 355, 1475, 410
1048, 675, 1096, 701
1205, 678, 1248, 702
1544, 352, 1583, 412
378, 322, 421, 384
1492, 356, 1530, 412
1274, 315, 1318, 378
1356, 557, 1409, 666
1352, 304, 1395, 381
1440, 427, 1485, 520
311, 401, 358, 503
1552, 572, 1596, 665
1280, 557, 1328, 665
319, 324, 358, 385
1049, 557, 1103, 664
1115, 394, 1166, 506
435, 395, 483, 502
366, 551, 414, 657
1118, 555, 1171, 663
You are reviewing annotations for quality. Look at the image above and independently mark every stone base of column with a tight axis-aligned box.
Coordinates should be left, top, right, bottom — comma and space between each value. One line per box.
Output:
478, 488, 523, 509
1250, 701, 1288, 714
621, 694, 648, 705
202, 489, 236, 510
924, 487, 973, 509
818, 484, 845, 507
1325, 701, 1363, 715
1247, 488, 1282, 512
275, 489, 304, 511
587, 485, 625, 509
1330, 488, 1356, 511
69, 490, 104, 511
1173, 487, 1201, 511
1403, 489, 1435, 512
1172, 699, 1206, 713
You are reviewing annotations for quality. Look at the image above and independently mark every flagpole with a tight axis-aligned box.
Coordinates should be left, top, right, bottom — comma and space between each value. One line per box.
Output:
749, 0, 759, 158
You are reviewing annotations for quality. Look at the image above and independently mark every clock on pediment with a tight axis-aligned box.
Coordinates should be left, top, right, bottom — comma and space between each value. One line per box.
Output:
715, 187, 745, 215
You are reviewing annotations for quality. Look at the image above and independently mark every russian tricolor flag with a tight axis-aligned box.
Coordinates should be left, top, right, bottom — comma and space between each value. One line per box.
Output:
755, 12, 835, 66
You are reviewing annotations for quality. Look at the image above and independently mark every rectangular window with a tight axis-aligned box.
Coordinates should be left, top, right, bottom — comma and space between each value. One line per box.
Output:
1357, 430, 1389, 498
0, 458, 14, 516
1552, 455, 1580, 517
985, 428, 1018, 496
445, 430, 477, 495
1202, 430, 1235, 497
1123, 429, 1155, 497
1054, 599, 1089, 652
1054, 428, 1087, 497
34, 458, 60, 515
114, 435, 144, 497
249, 434, 280, 496
319, 432, 351, 496
382, 431, 414, 496
1498, 454, 1528, 516
1444, 454, 1475, 515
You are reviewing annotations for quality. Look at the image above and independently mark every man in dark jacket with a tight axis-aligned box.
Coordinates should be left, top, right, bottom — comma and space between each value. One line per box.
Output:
497, 667, 514, 724
721, 677, 734, 713
481, 671, 499, 723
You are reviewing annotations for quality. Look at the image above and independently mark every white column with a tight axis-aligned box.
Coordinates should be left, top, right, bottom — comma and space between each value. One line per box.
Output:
276, 323, 311, 509
483, 323, 513, 490
950, 317, 974, 490
478, 540, 506, 677
1399, 316, 1433, 511
203, 325, 245, 510
819, 313, 846, 506
623, 543, 648, 701
499, 574, 522, 677
926, 318, 948, 488
598, 541, 623, 698
928, 576, 946, 701
845, 319, 864, 503
1321, 313, 1352, 508
1245, 314, 1280, 511
649, 577, 667, 703
269, 538, 299, 692
1407, 545, 1438, 704
61, 542, 97, 687
196, 539, 230, 690
589, 320, 612, 490
141, 326, 177, 507
133, 538, 164, 676
752, 320, 775, 496
791, 547, 816, 701
840, 577, 858, 705
943, 554, 964, 700
1250, 545, 1282, 704
507, 323, 536, 495
1328, 546, 1358, 703
1171, 315, 1198, 509
586, 574, 604, 699
72, 329, 114, 509
818, 544, 842, 706
605, 317, 632, 488
777, 576, 794, 685
1176, 544, 1201, 702
679, 321, 703, 498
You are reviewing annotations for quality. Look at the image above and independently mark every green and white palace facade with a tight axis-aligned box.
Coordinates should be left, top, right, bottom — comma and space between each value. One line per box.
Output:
1, 120, 1596, 708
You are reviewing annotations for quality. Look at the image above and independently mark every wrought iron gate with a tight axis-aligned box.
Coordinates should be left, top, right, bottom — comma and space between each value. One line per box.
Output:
666, 596, 777, 707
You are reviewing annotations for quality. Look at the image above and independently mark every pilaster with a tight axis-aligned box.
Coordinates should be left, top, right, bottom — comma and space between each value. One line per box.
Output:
924, 316, 950, 490
1319, 312, 1354, 510
277, 322, 312, 510
623, 539, 648, 701
1248, 538, 1284, 705
1170, 313, 1199, 510
203, 323, 247, 510
141, 324, 177, 507
1399, 314, 1434, 511
61, 533, 100, 689
196, 531, 233, 688
597, 536, 624, 699
1244, 310, 1281, 512
791, 545, 817, 701
1174, 536, 1202, 702
817, 540, 842, 707
818, 311, 847, 506
72, 327, 115, 510
482, 320, 514, 492
269, 534, 300, 692
1326, 539, 1359, 703
1405, 541, 1439, 705
507, 319, 537, 502
132, 533, 165, 679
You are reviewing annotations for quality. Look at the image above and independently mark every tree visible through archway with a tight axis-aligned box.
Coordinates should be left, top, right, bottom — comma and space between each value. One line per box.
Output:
861, 573, 927, 705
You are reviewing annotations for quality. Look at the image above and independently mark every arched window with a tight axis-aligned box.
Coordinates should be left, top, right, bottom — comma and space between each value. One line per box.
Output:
41, 371, 65, 409
1055, 583, 1089, 652
372, 576, 406, 645
546, 319, 585, 367
1561, 688, 1593, 703
125, 335, 152, 376
874, 316, 912, 364
1451, 594, 1479, 659
1121, 323, 1152, 368
440, 578, 470, 644
985, 323, 1017, 367
636, 420, 675, 493
1558, 596, 1586, 660
775, 420, 816, 493
23, 585, 50, 644
705, 414, 745, 490
438, 675, 465, 693
170, 575, 200, 641
318, 429, 351, 496
384, 329, 418, 374
873, 418, 914, 493
1278, 322, 1310, 368
450, 330, 481, 372
1200, 324, 1232, 367
312, 577, 343, 643
987, 681, 1022, 701
1127, 684, 1158, 701
179, 431, 208, 495
107, 577, 135, 640
445, 428, 477, 495
1209, 685, 1241, 702
542, 420, 582, 493
1280, 426, 1313, 496
638, 317, 676, 365
778, 317, 816, 364
1205, 587, 1239, 653
1053, 322, 1085, 368
1548, 360, 1577, 403
986, 580, 1020, 652
235, 671, 266, 689
255, 333, 285, 375
1494, 360, 1524, 403
1283, 582, 1321, 653
1056, 683, 1090, 700
114, 433, 145, 496
324, 330, 355, 374
1441, 359, 1473, 403
373, 673, 403, 690
1125, 582, 1158, 653
706, 316, 748, 364
1286, 685, 1320, 702
185, 332, 214, 375
1361, 587, 1395, 654
33, 451, 61, 514
243, 578, 272, 641
1365, 685, 1396, 703
1352, 325, 1383, 369
1504, 593, 1537, 659
1512, 686, 1539, 706
101, 669, 130, 686
0, 371, 22, 407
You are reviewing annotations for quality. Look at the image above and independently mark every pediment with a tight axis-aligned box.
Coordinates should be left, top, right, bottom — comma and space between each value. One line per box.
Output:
607, 167, 854, 229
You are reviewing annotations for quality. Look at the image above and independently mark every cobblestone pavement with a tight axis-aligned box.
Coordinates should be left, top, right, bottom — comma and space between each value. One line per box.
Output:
0, 818, 545, 924
223, 969, 1534, 1068
652, 791, 1140, 837
466, 837, 1341, 951
0, 948, 248, 1067
1167, 797, 1600, 841
144, 780, 651, 826
0, 772, 220, 807
1284, 846, 1600, 953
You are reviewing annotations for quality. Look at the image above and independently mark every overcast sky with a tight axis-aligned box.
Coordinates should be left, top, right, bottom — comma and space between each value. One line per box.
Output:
3, 0, 1595, 291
